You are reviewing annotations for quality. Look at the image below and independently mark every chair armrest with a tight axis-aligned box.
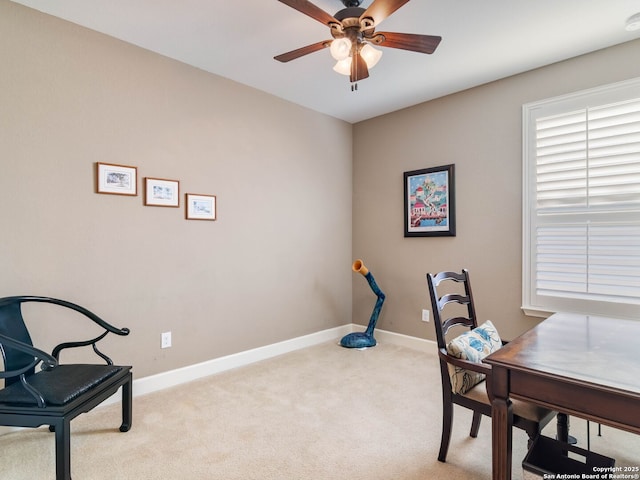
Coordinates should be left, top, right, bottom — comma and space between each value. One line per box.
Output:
13, 296, 129, 336
0, 333, 57, 379
439, 348, 492, 376
6, 296, 130, 364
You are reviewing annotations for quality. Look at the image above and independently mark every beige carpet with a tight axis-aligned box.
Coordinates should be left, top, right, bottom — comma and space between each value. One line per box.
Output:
0, 341, 638, 479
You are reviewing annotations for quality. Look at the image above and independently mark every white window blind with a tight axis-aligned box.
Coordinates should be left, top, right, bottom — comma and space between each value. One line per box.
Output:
523, 78, 640, 318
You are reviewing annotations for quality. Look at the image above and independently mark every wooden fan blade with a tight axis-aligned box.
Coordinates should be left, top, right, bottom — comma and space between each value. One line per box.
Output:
372, 32, 442, 54
274, 40, 331, 62
277, 0, 341, 26
350, 52, 369, 82
360, 0, 410, 27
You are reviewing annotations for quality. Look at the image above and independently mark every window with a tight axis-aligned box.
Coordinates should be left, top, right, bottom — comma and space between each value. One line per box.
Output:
523, 78, 640, 318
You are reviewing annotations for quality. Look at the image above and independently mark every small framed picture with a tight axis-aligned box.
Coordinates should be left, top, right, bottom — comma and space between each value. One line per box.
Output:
96, 162, 137, 196
404, 164, 456, 237
145, 177, 180, 207
186, 193, 216, 221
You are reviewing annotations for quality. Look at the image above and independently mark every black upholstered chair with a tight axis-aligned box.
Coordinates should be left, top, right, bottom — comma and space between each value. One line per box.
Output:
0, 296, 132, 480
426, 270, 558, 463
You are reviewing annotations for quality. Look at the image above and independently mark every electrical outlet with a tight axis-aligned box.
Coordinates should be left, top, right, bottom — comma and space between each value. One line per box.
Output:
421, 309, 430, 322
161, 331, 172, 349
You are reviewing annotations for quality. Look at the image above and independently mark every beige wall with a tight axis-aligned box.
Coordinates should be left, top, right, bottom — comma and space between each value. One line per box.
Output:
0, 2, 353, 378
353, 39, 640, 342
3, 1, 640, 378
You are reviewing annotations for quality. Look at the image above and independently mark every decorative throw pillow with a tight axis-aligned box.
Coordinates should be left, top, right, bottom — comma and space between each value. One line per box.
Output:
446, 320, 502, 394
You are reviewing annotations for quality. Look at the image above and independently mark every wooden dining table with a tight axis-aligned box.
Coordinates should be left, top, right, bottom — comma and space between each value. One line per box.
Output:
484, 312, 640, 480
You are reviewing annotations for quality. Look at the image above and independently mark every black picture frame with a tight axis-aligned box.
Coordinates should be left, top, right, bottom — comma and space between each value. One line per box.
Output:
404, 164, 456, 237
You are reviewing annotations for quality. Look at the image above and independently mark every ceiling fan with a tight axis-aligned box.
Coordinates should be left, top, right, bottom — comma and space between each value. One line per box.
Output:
274, 0, 442, 86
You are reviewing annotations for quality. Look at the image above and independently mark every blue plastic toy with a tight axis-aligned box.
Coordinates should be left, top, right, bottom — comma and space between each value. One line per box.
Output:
340, 259, 386, 348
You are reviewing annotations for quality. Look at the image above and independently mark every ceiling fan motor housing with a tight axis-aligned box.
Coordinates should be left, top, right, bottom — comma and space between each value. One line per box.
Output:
331, 7, 368, 45
334, 6, 365, 22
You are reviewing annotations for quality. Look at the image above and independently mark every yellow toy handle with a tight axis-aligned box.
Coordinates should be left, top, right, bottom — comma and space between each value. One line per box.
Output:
352, 259, 369, 276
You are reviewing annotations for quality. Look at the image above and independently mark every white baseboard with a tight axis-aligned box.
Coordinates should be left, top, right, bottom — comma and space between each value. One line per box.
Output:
130, 324, 353, 399
0, 324, 432, 436
374, 328, 434, 351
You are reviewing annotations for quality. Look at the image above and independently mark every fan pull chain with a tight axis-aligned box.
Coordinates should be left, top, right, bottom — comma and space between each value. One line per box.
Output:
351, 82, 358, 92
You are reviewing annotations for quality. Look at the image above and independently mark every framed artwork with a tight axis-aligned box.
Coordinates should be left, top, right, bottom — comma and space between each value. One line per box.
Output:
185, 193, 217, 221
144, 177, 180, 207
404, 164, 456, 237
96, 162, 137, 196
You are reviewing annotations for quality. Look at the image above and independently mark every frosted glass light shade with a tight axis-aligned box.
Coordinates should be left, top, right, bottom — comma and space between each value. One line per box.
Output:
360, 44, 382, 68
333, 58, 352, 75
330, 38, 352, 60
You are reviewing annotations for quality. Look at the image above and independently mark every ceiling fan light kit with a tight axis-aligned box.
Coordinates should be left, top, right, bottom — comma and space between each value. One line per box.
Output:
331, 43, 382, 76
275, 0, 442, 88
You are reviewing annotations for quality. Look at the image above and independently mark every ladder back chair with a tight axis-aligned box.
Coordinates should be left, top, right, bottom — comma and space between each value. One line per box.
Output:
426, 269, 557, 463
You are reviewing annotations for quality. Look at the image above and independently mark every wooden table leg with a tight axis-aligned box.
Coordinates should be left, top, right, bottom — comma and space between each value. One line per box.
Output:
490, 366, 513, 480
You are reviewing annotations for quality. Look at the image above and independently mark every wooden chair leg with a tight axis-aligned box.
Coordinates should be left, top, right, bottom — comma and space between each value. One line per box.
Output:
438, 400, 454, 462
119, 373, 133, 432
470, 411, 482, 438
54, 418, 72, 480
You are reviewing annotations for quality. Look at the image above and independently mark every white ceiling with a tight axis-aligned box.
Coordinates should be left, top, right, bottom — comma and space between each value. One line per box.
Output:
11, 0, 640, 123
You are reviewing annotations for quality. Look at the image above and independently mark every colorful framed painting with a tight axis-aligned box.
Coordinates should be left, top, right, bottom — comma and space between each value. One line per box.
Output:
144, 177, 180, 207
185, 193, 216, 221
404, 164, 456, 237
96, 162, 137, 196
